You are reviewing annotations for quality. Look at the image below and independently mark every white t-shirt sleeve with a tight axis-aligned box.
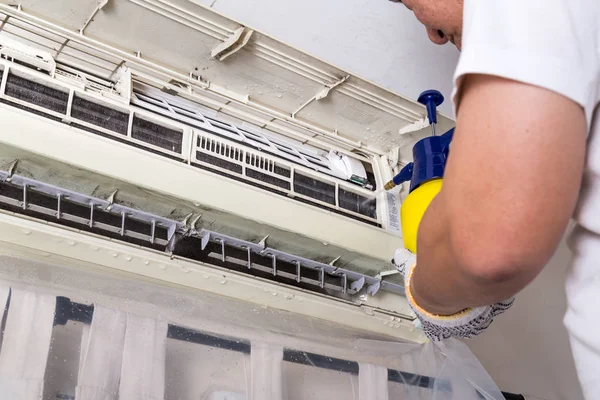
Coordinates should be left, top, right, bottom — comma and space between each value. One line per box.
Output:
453, 0, 600, 124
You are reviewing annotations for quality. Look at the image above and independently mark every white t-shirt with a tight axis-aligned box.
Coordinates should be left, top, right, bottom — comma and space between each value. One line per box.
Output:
452, 1, 600, 398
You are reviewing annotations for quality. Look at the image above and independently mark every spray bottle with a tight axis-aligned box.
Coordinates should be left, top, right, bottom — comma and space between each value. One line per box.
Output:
384, 90, 454, 253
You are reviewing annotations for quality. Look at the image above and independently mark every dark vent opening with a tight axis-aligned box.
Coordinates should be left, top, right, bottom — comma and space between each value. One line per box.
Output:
72, 95, 129, 135
192, 163, 290, 197
132, 116, 183, 153
70, 123, 182, 161
4, 58, 51, 74
195, 151, 242, 174
198, 138, 243, 162
173, 237, 346, 297
366, 171, 377, 191
293, 173, 336, 206
246, 169, 290, 190
273, 165, 291, 178
5, 73, 68, 113
339, 188, 377, 219
0, 182, 167, 248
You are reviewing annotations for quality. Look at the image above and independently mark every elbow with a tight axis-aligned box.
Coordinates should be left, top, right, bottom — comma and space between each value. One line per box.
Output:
450, 229, 553, 288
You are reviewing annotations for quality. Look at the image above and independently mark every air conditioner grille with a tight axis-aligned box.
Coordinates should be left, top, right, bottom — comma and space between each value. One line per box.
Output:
132, 116, 183, 153
199, 136, 243, 162
0, 180, 169, 246
5, 73, 68, 113
246, 153, 274, 173
0, 98, 63, 121
195, 151, 243, 174
72, 95, 129, 135
338, 188, 377, 219
294, 173, 336, 206
274, 165, 291, 178
246, 168, 291, 190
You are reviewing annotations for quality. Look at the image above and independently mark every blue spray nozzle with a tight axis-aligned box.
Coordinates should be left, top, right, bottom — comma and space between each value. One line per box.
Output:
390, 128, 454, 192
385, 89, 453, 193
418, 90, 444, 125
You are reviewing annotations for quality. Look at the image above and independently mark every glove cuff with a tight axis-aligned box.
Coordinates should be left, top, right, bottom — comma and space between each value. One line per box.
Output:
404, 264, 488, 327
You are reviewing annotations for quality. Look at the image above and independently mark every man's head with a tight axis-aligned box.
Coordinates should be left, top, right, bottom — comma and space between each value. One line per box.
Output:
391, 0, 464, 50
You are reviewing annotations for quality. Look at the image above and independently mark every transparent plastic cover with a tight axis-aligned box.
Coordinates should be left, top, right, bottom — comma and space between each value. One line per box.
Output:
0, 255, 504, 400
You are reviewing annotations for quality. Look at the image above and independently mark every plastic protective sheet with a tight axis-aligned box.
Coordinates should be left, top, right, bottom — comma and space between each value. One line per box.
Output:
0, 256, 506, 400
374, 338, 506, 400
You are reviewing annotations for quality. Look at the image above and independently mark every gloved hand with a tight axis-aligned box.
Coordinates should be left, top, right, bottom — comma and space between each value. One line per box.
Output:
393, 248, 514, 341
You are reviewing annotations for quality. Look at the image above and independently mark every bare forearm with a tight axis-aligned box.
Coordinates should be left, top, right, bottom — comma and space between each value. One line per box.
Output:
412, 192, 532, 315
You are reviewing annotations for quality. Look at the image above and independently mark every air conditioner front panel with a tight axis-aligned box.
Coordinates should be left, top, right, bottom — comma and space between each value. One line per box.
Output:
0, 109, 400, 279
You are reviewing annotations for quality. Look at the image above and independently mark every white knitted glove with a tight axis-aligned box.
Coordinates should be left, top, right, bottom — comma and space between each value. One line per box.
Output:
393, 248, 514, 341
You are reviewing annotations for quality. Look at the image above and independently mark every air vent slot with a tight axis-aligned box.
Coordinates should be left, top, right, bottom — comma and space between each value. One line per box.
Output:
71, 95, 129, 135
245, 153, 274, 173
246, 169, 291, 190
199, 136, 243, 162
274, 165, 291, 178
294, 173, 336, 206
0, 180, 168, 249
5, 73, 68, 113
338, 188, 376, 219
196, 136, 244, 174
132, 116, 183, 153
195, 152, 242, 174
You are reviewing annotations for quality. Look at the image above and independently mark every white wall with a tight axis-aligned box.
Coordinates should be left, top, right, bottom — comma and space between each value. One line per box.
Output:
195, 1, 585, 398
193, 0, 460, 116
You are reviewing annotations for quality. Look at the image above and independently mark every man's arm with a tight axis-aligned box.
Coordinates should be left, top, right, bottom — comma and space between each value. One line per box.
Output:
412, 74, 587, 316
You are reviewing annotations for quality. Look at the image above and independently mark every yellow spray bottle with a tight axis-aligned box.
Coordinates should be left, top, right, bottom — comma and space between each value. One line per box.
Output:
384, 90, 453, 253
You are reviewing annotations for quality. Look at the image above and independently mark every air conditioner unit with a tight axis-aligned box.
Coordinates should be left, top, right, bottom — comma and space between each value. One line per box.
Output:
0, 1, 455, 346
0, 3, 516, 400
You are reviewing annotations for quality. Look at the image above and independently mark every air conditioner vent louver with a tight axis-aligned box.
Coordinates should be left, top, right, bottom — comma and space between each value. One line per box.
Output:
6, 73, 68, 113
0, 172, 402, 301
294, 173, 336, 206
71, 95, 129, 135
0, 180, 169, 248
132, 116, 183, 153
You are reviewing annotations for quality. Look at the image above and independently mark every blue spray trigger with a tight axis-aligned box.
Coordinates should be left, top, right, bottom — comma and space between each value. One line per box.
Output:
418, 90, 444, 125
385, 89, 452, 193
392, 128, 454, 192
